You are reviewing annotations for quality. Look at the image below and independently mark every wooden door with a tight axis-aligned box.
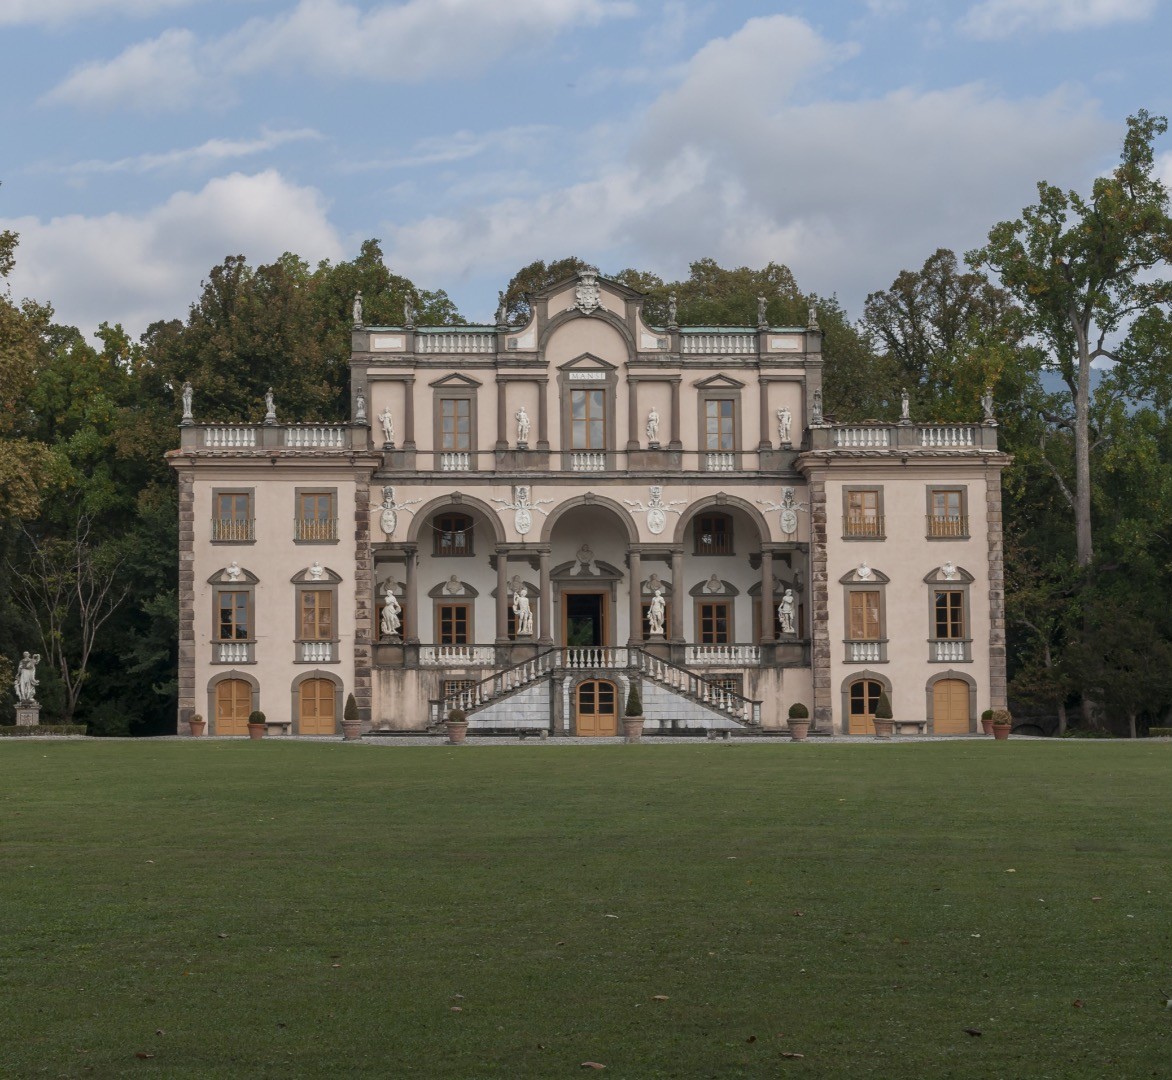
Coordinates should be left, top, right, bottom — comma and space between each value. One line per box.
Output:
847, 679, 882, 735
575, 679, 617, 736
933, 679, 971, 735
215, 679, 251, 736
299, 678, 337, 736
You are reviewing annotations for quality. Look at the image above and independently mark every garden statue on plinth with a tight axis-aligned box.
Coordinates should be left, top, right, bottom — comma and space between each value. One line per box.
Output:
13, 651, 40, 726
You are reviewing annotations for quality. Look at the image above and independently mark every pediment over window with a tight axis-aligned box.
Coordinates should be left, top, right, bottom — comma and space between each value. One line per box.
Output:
550, 558, 624, 583
688, 575, 740, 598
694, 373, 746, 390
557, 352, 618, 373
209, 563, 258, 585
428, 576, 480, 599
428, 372, 482, 389
923, 563, 974, 584
378, 577, 405, 598
639, 574, 673, 596
291, 563, 343, 584
839, 563, 890, 585
490, 577, 540, 599
749, 576, 805, 597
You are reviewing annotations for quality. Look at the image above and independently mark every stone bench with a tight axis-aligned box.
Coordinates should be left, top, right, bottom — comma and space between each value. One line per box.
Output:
266, 720, 294, 736
894, 720, 928, 735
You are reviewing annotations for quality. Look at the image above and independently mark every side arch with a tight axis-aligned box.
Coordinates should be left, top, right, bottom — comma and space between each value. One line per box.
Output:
925, 670, 977, 735
540, 494, 640, 545
405, 492, 506, 546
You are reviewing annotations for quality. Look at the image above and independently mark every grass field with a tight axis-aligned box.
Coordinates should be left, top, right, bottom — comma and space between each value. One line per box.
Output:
1, 740, 1170, 1078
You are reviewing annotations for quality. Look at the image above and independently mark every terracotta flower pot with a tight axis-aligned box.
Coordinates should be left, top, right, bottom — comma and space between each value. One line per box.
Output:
788, 719, 810, 741
981, 718, 995, 736
623, 717, 644, 743
446, 720, 468, 745
873, 718, 894, 739
342, 720, 363, 742
992, 724, 1010, 741
247, 722, 265, 740
189, 718, 206, 737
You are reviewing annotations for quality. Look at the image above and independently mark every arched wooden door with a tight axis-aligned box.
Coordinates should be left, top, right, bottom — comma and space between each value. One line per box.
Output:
215, 679, 251, 736
933, 679, 971, 735
299, 679, 337, 736
847, 679, 883, 735
575, 679, 618, 736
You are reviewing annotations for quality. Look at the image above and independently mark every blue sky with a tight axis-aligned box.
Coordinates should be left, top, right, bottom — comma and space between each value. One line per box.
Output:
2, 0, 1170, 338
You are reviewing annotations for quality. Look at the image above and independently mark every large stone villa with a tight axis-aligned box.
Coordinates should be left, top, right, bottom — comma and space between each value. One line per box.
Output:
167, 268, 1008, 737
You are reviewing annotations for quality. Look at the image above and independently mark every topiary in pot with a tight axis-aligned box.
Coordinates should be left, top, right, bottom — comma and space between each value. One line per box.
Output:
787, 701, 811, 741
247, 709, 266, 740
981, 708, 995, 735
342, 692, 362, 740
625, 684, 643, 718
873, 692, 894, 738
446, 707, 468, 744
991, 708, 1012, 740
623, 683, 644, 742
788, 702, 809, 720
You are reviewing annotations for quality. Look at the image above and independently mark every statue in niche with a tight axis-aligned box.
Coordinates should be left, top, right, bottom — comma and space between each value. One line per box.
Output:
355, 385, 367, 424
181, 381, 193, 422
513, 587, 533, 637
776, 406, 792, 446
515, 405, 530, 446
571, 544, 599, 576
352, 291, 363, 328
648, 588, 666, 636
777, 589, 796, 636
378, 406, 394, 447
811, 387, 823, 425
14, 652, 40, 705
381, 587, 401, 639
703, 572, 723, 594
264, 387, 276, 425
646, 408, 660, 444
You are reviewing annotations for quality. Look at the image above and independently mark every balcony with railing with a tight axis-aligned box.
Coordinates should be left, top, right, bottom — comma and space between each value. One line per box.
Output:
931, 639, 972, 663
211, 518, 255, 542
215, 641, 254, 664
438, 452, 471, 472
685, 644, 761, 666
299, 640, 337, 663
845, 639, 887, 663
926, 515, 969, 538
812, 423, 998, 453
294, 518, 338, 542
195, 425, 356, 451
843, 515, 885, 540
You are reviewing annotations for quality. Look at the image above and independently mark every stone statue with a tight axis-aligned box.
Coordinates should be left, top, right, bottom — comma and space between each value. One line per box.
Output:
181, 381, 193, 423
667, 293, 678, 326
757, 295, 768, 327
646, 408, 660, 444
648, 588, 666, 636
226, 560, 242, 581
900, 387, 911, 422
404, 295, 415, 328
264, 387, 276, 425
355, 384, 367, 423
981, 385, 996, 423
378, 406, 394, 446
496, 291, 508, 326
309, 561, 324, 580
856, 560, 872, 580
515, 405, 530, 445
703, 572, 723, 594
776, 406, 792, 446
443, 574, 464, 595
381, 588, 401, 638
778, 589, 796, 636
513, 587, 533, 637
811, 387, 823, 425
572, 544, 598, 576
14, 651, 39, 705
807, 304, 820, 331
352, 290, 363, 328
941, 561, 959, 581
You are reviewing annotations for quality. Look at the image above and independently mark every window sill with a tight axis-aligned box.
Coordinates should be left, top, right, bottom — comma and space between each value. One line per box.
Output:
293, 537, 340, 545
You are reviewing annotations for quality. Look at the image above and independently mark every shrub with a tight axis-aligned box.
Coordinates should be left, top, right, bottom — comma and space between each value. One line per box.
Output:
447, 708, 467, 724
0, 724, 87, 737
991, 708, 1012, 727
625, 683, 643, 717
874, 692, 893, 720
344, 693, 358, 724
981, 709, 994, 722
1148, 727, 1172, 738
248, 710, 266, 726
788, 702, 809, 719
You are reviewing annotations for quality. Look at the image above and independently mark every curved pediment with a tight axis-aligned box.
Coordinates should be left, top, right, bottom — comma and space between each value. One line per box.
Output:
839, 563, 890, 585
923, 562, 974, 584
209, 562, 258, 585
291, 563, 343, 584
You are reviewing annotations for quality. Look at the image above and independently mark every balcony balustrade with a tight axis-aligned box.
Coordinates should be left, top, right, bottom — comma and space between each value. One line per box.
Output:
932, 639, 971, 663
294, 518, 338, 542
212, 518, 255, 542
845, 640, 886, 663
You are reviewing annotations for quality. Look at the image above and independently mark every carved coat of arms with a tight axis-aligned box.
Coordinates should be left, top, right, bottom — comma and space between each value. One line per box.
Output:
574, 269, 602, 314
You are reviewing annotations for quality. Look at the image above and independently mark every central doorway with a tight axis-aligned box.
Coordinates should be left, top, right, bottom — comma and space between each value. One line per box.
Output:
563, 591, 607, 646
575, 679, 618, 736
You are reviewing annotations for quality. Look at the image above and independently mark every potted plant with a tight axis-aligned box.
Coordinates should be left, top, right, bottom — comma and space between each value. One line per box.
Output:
873, 691, 894, 739
247, 710, 266, 740
991, 708, 1012, 740
623, 683, 645, 743
446, 707, 469, 745
980, 708, 995, 736
787, 702, 811, 741
189, 713, 206, 738
342, 692, 362, 741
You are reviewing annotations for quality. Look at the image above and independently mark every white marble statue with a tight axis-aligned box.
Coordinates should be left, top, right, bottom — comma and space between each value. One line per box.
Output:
513, 587, 534, 637
496, 291, 508, 325
264, 387, 276, 424
181, 381, 193, 422
941, 561, 959, 580
981, 385, 996, 423
404, 295, 415, 328
309, 561, 324, 580
776, 406, 792, 446
757, 295, 768, 326
515, 405, 530, 445
856, 560, 872, 580
778, 589, 796, 636
443, 574, 464, 595
900, 387, 911, 422
352, 291, 363, 328
14, 651, 40, 705
226, 561, 242, 581
646, 408, 660, 444
381, 588, 402, 638
378, 406, 394, 446
648, 588, 666, 636
355, 385, 367, 423
667, 293, 678, 325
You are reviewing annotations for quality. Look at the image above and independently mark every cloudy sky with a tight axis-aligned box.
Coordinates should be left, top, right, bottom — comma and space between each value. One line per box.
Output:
2, 0, 1170, 337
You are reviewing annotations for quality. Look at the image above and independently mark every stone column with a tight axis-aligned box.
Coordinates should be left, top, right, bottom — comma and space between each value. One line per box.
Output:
403, 377, 416, 449
495, 548, 509, 642
537, 379, 550, 451
758, 378, 772, 450
177, 467, 196, 734
538, 547, 553, 645
353, 472, 374, 727
668, 377, 682, 449
496, 379, 508, 450
402, 543, 419, 643
986, 463, 1008, 709
808, 477, 831, 733
627, 549, 642, 644
760, 549, 775, 644
670, 548, 684, 641
626, 378, 640, 451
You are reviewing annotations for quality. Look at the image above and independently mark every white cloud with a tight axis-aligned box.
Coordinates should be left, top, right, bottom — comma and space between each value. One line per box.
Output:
337, 125, 553, 173
0, 0, 197, 26
2, 171, 344, 337
960, 0, 1156, 39
58, 128, 321, 175
381, 15, 1114, 318
43, 0, 636, 111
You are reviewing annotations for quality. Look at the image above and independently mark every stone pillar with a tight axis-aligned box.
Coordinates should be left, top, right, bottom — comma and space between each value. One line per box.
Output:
353, 472, 374, 727
626, 378, 640, 451
670, 548, 684, 641
496, 548, 509, 643
496, 379, 508, 450
15, 704, 40, 727
177, 467, 196, 734
538, 547, 553, 645
986, 463, 1008, 709
537, 378, 550, 451
627, 549, 642, 645
758, 378, 772, 450
402, 377, 416, 449
808, 477, 832, 733
402, 543, 419, 644
760, 549, 775, 644
668, 377, 682, 449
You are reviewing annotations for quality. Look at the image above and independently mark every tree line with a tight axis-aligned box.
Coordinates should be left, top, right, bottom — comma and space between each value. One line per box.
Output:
2, 113, 1170, 736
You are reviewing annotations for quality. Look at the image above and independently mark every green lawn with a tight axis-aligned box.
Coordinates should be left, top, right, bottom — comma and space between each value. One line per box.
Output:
1, 741, 1170, 1078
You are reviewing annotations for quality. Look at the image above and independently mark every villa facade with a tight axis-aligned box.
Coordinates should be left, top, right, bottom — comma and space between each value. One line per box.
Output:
167, 269, 1008, 737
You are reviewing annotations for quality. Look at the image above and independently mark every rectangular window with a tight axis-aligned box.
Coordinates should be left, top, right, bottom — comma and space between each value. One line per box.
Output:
438, 604, 469, 645
845, 489, 883, 538
934, 590, 965, 639
434, 514, 473, 557
296, 491, 336, 541
570, 389, 606, 449
698, 602, 731, 644
694, 514, 733, 555
213, 492, 253, 542
928, 489, 967, 537
704, 399, 735, 451
300, 590, 334, 640
440, 398, 471, 451
217, 590, 249, 640
707, 673, 743, 697
848, 591, 881, 640
443, 679, 477, 701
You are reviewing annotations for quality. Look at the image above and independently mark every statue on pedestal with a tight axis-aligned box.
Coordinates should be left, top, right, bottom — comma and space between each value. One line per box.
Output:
352, 291, 363, 329
513, 587, 534, 637
378, 406, 394, 447
776, 406, 792, 446
515, 405, 530, 446
14, 652, 39, 705
646, 408, 660, 445
777, 590, 796, 636
181, 381, 194, 424
648, 588, 666, 636
381, 588, 402, 639
264, 388, 276, 425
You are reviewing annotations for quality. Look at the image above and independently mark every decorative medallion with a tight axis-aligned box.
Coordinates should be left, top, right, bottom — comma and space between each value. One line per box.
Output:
757, 486, 806, 537
625, 485, 686, 536
379, 485, 421, 537
492, 485, 552, 537
573, 268, 602, 314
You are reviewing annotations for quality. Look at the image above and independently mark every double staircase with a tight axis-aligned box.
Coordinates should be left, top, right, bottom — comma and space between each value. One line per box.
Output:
430, 646, 762, 731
